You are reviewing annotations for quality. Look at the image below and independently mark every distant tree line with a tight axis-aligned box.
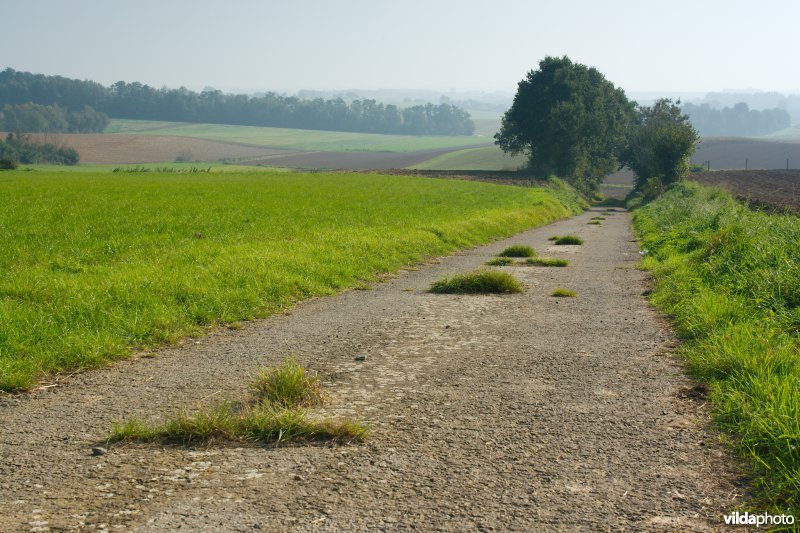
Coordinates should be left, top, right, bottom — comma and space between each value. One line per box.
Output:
682, 102, 790, 137
0, 132, 79, 165
0, 103, 108, 133
0, 68, 475, 136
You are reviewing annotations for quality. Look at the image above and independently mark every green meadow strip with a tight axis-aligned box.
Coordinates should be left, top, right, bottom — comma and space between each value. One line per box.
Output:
0, 171, 583, 390
633, 181, 800, 514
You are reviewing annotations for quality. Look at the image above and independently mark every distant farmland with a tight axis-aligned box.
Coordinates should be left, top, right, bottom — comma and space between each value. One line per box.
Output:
690, 169, 800, 213
27, 119, 494, 167
692, 137, 800, 170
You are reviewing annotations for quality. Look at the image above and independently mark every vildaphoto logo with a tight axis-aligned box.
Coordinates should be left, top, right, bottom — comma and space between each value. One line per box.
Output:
723, 511, 795, 527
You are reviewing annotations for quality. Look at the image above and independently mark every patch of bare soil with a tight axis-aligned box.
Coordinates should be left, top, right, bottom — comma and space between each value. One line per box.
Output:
0, 211, 744, 530
690, 169, 800, 214
29, 133, 292, 164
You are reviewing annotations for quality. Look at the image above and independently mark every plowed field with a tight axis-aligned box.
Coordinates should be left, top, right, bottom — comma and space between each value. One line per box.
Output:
690, 169, 800, 213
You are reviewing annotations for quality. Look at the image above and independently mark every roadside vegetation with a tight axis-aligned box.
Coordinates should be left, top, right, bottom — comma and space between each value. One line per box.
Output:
430, 270, 523, 294
109, 357, 366, 445
634, 181, 800, 514
0, 170, 583, 390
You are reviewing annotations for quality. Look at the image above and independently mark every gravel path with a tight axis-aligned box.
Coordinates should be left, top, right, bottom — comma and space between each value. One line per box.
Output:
0, 209, 743, 531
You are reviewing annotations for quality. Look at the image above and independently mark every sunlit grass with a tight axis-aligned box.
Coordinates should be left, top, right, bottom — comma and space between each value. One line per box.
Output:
634, 181, 800, 515
108, 358, 367, 446
0, 170, 583, 390
498, 245, 536, 257
430, 269, 523, 294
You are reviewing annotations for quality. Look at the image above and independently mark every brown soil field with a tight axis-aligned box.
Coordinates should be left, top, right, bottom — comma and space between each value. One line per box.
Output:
690, 169, 800, 213
243, 144, 492, 170
25, 133, 291, 164
692, 137, 800, 170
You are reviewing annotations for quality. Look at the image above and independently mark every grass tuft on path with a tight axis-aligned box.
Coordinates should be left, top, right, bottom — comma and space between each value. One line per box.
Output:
554, 235, 584, 245
486, 257, 515, 266
551, 288, 576, 297
498, 245, 536, 257
108, 357, 366, 446
430, 270, 523, 294
525, 258, 569, 267
634, 181, 800, 515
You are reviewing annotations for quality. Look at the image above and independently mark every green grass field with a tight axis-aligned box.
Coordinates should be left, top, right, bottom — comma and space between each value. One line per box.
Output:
0, 169, 583, 390
106, 119, 490, 153
634, 182, 800, 514
409, 146, 526, 171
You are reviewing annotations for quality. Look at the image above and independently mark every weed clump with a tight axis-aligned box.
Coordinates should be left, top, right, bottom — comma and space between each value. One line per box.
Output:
551, 288, 577, 297
486, 257, 515, 266
430, 269, 522, 294
554, 235, 584, 245
526, 258, 568, 267
498, 245, 536, 257
587, 221, 601, 225
108, 357, 366, 446
251, 356, 324, 408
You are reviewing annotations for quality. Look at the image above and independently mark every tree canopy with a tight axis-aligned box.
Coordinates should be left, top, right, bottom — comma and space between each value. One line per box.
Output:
495, 56, 635, 193
620, 98, 699, 195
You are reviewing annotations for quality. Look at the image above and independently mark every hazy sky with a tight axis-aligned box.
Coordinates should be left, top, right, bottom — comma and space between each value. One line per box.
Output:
3, 0, 798, 96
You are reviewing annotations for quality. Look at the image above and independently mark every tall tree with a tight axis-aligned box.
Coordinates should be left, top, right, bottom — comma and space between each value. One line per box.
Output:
621, 98, 699, 195
495, 56, 635, 193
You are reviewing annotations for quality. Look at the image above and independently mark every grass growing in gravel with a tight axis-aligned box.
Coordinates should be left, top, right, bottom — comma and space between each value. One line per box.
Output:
554, 235, 584, 245
590, 216, 606, 221
430, 270, 523, 294
108, 358, 366, 446
587, 221, 602, 225
498, 245, 536, 257
0, 170, 584, 390
525, 258, 569, 267
251, 356, 324, 408
551, 288, 577, 297
634, 181, 800, 515
486, 257, 515, 266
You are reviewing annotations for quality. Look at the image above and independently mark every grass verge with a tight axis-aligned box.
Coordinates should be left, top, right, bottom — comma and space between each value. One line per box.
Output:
430, 270, 522, 294
0, 170, 584, 390
498, 245, 536, 257
108, 357, 366, 446
633, 181, 800, 515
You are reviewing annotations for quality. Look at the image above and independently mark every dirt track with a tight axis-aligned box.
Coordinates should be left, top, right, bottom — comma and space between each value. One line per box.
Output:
0, 209, 742, 530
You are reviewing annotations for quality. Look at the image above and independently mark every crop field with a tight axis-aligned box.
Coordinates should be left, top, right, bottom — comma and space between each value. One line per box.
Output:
32, 133, 291, 165
107, 120, 490, 152
0, 169, 581, 390
689, 169, 800, 213
409, 146, 525, 171
692, 136, 800, 170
